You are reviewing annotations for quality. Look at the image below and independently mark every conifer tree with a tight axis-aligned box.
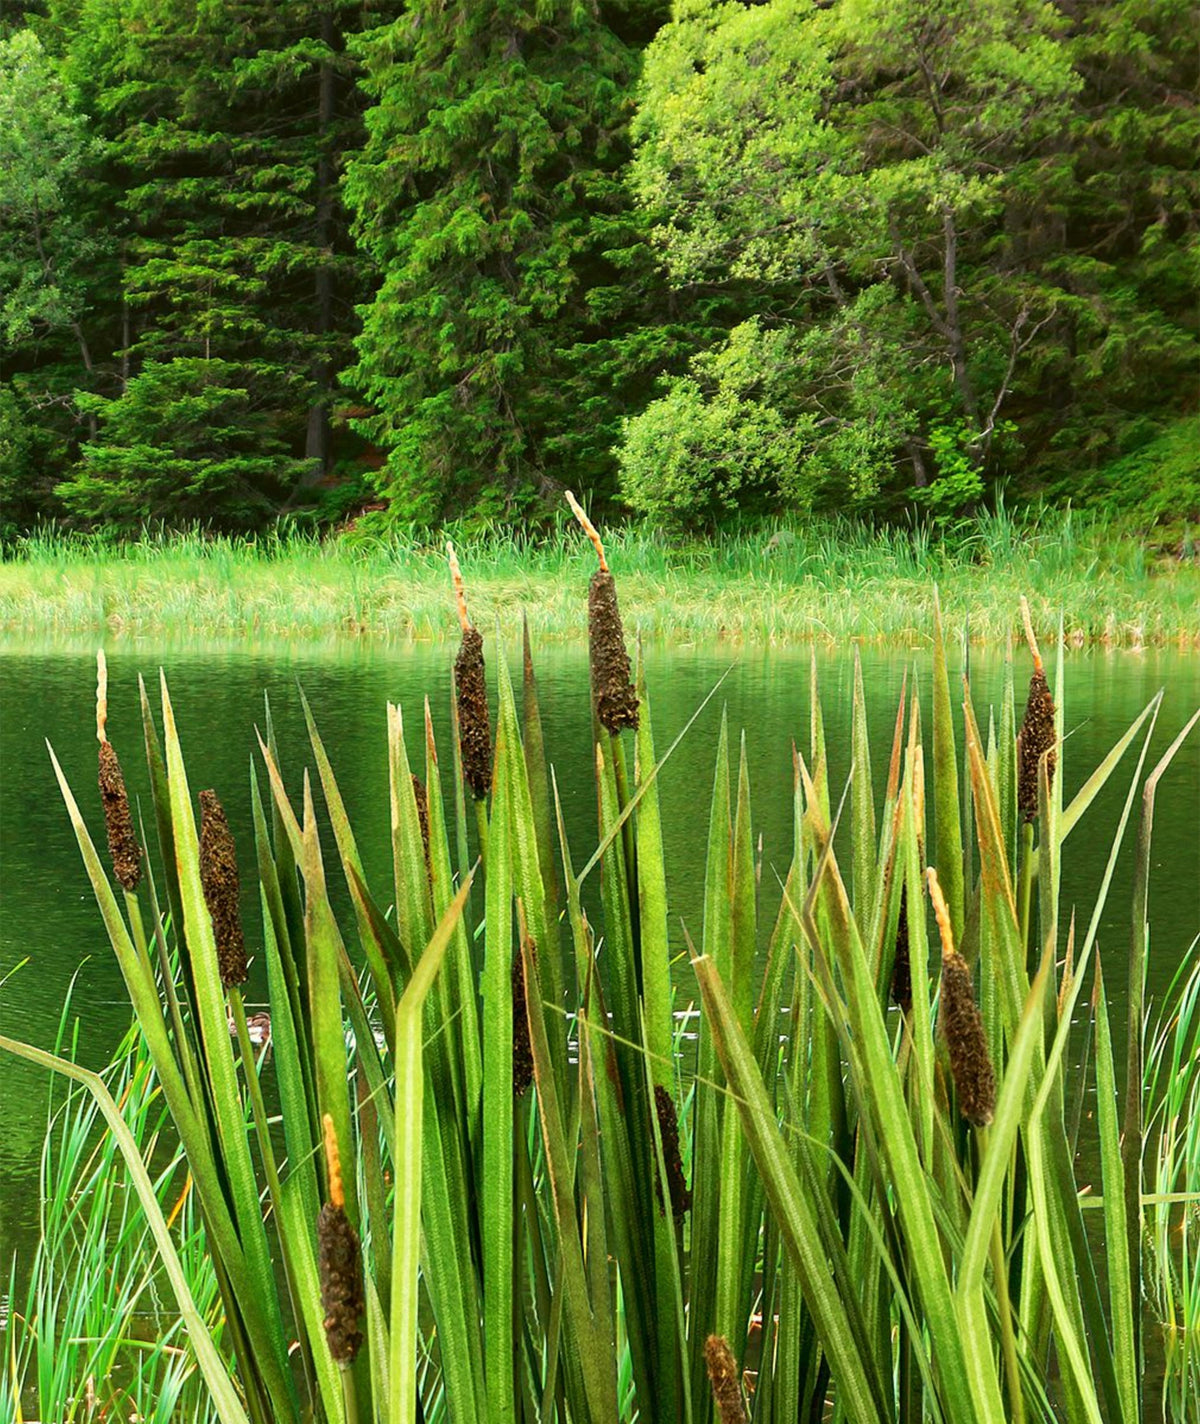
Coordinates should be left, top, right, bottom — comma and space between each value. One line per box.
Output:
345, 0, 675, 525
55, 0, 390, 529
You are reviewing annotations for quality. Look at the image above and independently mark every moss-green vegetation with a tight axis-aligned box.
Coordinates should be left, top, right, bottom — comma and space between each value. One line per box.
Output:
2, 511, 1199, 646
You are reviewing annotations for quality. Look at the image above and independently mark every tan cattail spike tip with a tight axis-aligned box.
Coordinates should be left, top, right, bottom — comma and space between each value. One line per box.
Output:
565, 490, 608, 572
447, 541, 471, 631
322, 1112, 344, 1210
96, 650, 108, 743
704, 1336, 748, 1424
928, 867, 996, 1128
1019, 595, 1043, 673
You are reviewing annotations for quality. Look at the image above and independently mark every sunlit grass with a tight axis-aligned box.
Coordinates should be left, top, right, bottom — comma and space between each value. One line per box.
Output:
2, 507, 1198, 645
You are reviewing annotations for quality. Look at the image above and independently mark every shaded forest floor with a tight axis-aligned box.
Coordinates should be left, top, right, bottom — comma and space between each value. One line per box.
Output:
2, 512, 1199, 647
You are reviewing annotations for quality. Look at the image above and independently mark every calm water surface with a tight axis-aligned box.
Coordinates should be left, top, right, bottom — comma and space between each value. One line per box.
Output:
2, 634, 1198, 1332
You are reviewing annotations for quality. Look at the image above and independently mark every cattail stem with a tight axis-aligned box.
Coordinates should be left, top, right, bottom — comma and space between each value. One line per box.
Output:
1019, 595, 1043, 672
984, 1144, 1026, 1424
340, 1367, 359, 1424
565, 489, 608, 571
96, 649, 108, 743
229, 986, 283, 1207
447, 541, 472, 632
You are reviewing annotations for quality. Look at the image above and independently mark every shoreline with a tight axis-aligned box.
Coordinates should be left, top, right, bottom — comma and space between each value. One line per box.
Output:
3, 522, 1199, 648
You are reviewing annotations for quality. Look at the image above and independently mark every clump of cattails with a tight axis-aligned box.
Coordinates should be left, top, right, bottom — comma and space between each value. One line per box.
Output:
512, 936, 536, 1096
890, 882, 912, 1015
704, 1335, 748, 1424
199, 789, 247, 989
654, 1084, 692, 1221
448, 543, 492, 800
96, 651, 142, 892
566, 490, 639, 735
1017, 596, 1057, 824
317, 1114, 364, 1365
928, 868, 995, 1128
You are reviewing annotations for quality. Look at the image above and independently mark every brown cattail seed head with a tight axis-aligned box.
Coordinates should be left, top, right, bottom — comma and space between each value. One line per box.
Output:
317, 1202, 364, 1364
98, 739, 142, 892
704, 1335, 748, 1424
318, 1114, 363, 1364
455, 626, 492, 800
512, 943, 535, 1097
411, 773, 431, 875
654, 1085, 692, 1221
1017, 665, 1056, 824
890, 882, 912, 1015
588, 569, 639, 734
199, 790, 247, 988
940, 950, 996, 1127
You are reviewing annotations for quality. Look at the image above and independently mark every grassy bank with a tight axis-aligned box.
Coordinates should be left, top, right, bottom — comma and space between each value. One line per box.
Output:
2, 509, 1199, 645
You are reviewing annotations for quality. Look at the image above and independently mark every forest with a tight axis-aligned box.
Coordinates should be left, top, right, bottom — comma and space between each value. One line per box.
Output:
0, 0, 1196, 538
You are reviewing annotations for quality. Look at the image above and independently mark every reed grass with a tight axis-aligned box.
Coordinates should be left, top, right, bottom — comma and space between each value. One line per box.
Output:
4, 548, 1200, 1423
1, 506, 1198, 645
1145, 944, 1200, 1421
0, 1012, 222, 1424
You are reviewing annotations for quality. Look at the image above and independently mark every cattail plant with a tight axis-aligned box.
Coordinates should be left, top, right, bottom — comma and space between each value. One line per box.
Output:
566, 489, 639, 734
21, 594, 1198, 1424
96, 651, 142, 892
317, 1114, 364, 1366
448, 541, 492, 800
199, 789, 247, 989
1017, 596, 1056, 824
928, 867, 995, 1128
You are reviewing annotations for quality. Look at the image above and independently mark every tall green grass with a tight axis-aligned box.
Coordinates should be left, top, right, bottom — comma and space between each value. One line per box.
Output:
4, 565, 1200, 1422
1, 1013, 221, 1423
1146, 944, 1200, 1421
2, 506, 1198, 644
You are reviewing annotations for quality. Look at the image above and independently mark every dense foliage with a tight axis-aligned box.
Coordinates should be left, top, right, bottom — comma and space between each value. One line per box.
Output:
0, 0, 1195, 534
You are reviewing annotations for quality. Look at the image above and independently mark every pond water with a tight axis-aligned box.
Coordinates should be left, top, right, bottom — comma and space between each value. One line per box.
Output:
1, 633, 1199, 1345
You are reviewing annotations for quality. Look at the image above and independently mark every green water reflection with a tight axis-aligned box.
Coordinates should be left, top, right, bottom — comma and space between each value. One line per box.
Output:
2, 633, 1198, 1313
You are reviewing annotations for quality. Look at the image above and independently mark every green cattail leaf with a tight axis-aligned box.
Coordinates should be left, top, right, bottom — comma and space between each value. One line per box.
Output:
278, 1174, 347, 1424
692, 955, 891, 1424
158, 677, 299, 1420
522, 931, 620, 1423
297, 773, 358, 1232
1093, 964, 1138, 1423
423, 701, 482, 1135
932, 590, 964, 944
635, 664, 688, 1423
482, 695, 516, 1424
301, 689, 397, 1041
390, 875, 473, 1424
691, 712, 732, 1416
850, 646, 877, 925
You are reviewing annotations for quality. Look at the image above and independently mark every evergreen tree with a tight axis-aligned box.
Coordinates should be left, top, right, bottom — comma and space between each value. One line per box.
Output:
345, 0, 677, 526
54, 0, 390, 530
0, 26, 113, 530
